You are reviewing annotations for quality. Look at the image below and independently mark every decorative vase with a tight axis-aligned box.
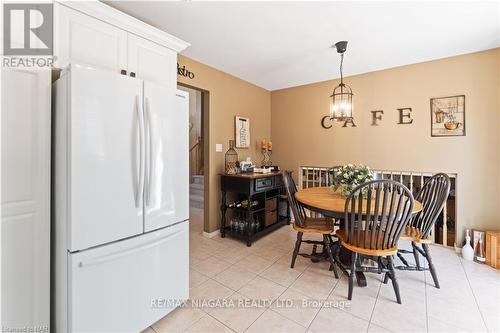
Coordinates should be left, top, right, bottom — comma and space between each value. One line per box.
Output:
462, 234, 474, 261
225, 140, 238, 175
435, 111, 445, 123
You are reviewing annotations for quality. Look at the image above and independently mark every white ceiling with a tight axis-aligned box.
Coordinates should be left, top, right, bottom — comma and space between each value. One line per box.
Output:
107, 1, 500, 91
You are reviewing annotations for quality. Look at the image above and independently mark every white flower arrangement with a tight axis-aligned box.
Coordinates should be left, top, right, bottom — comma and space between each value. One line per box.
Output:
331, 164, 373, 197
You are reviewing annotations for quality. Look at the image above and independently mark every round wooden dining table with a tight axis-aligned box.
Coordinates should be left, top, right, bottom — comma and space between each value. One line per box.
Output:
295, 187, 422, 219
295, 186, 423, 287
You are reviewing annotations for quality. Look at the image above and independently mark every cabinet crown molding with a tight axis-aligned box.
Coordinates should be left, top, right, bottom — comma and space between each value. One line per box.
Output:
55, 0, 190, 53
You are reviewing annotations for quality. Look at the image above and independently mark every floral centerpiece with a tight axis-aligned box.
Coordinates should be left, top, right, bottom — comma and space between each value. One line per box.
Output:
331, 164, 373, 198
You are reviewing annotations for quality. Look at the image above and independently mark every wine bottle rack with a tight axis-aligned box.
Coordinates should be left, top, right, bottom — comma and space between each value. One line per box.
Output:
220, 172, 290, 246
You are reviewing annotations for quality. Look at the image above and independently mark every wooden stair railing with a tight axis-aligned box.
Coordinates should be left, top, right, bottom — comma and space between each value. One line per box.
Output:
189, 136, 203, 178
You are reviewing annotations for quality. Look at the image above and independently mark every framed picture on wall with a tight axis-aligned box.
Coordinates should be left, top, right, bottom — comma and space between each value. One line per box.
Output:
235, 116, 250, 148
430, 95, 465, 137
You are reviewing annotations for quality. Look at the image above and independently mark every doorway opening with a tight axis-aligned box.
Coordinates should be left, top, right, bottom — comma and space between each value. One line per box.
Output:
178, 83, 209, 236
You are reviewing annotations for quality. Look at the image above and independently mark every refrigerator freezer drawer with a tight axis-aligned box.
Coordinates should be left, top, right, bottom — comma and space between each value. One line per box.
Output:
68, 221, 189, 333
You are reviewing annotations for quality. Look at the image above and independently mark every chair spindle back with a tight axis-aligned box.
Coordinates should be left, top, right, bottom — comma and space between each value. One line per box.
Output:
325, 166, 342, 186
283, 171, 307, 228
410, 173, 451, 238
344, 179, 414, 251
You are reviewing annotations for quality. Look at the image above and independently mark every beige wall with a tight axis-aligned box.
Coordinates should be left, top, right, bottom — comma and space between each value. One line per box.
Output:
271, 49, 500, 244
177, 55, 271, 233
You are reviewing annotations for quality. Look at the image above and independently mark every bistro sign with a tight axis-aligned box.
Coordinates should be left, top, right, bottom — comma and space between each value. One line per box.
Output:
321, 108, 414, 129
177, 63, 195, 79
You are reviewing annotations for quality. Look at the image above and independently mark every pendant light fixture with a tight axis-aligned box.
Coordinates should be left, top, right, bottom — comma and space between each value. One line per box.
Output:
330, 41, 353, 121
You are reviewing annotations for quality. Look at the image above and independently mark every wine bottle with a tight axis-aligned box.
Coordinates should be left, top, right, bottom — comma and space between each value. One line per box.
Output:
474, 233, 486, 263
241, 200, 259, 208
228, 199, 259, 209
227, 201, 237, 208
227, 200, 244, 208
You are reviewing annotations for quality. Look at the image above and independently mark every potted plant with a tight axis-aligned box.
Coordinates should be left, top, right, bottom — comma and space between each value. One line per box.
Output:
331, 164, 373, 198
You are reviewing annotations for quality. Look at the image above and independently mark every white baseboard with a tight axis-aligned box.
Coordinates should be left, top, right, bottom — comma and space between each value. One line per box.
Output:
203, 229, 220, 239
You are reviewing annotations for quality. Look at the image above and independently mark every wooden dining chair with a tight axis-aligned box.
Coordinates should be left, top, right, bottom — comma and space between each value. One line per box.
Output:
283, 171, 339, 278
335, 179, 415, 304
395, 173, 450, 289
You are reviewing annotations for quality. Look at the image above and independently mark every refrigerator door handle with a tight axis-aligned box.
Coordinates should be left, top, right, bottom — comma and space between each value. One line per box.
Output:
135, 95, 145, 208
145, 97, 153, 206
78, 230, 183, 268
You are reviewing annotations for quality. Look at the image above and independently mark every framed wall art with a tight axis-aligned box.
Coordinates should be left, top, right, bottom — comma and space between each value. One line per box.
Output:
235, 116, 250, 148
430, 95, 465, 137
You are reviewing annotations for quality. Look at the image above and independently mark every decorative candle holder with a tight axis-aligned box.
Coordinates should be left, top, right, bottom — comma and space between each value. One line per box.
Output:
261, 148, 269, 168
266, 150, 273, 167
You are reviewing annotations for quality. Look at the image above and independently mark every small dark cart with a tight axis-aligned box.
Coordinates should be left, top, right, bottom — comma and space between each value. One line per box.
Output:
220, 172, 290, 246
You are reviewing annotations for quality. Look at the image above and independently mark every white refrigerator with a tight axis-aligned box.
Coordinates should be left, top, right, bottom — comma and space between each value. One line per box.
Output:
53, 64, 189, 332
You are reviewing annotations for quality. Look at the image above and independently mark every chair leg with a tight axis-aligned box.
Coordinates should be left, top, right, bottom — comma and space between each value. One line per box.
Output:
387, 255, 402, 304
348, 251, 357, 300
412, 241, 421, 269
323, 235, 339, 279
423, 243, 440, 289
291, 232, 303, 268
381, 256, 389, 284
327, 234, 335, 266
383, 272, 389, 284
333, 242, 348, 276
328, 234, 337, 246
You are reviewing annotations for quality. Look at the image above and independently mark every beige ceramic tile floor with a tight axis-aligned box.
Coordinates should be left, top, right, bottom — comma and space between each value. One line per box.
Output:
144, 207, 500, 333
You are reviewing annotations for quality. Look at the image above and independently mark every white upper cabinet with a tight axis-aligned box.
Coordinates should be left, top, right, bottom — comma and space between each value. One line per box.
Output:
54, 1, 189, 87
128, 34, 177, 86
54, 4, 128, 72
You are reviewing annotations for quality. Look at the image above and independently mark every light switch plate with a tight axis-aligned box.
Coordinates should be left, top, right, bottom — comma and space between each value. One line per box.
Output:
215, 143, 223, 152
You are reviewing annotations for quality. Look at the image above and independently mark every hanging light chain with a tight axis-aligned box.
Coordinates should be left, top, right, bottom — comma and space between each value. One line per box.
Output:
339, 52, 344, 86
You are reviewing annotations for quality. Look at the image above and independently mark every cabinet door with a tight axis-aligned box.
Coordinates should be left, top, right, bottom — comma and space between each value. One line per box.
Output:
54, 3, 127, 72
128, 34, 177, 87
1, 69, 51, 329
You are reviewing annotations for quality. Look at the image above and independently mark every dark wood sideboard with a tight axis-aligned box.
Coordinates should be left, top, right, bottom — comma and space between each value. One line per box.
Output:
220, 172, 290, 246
